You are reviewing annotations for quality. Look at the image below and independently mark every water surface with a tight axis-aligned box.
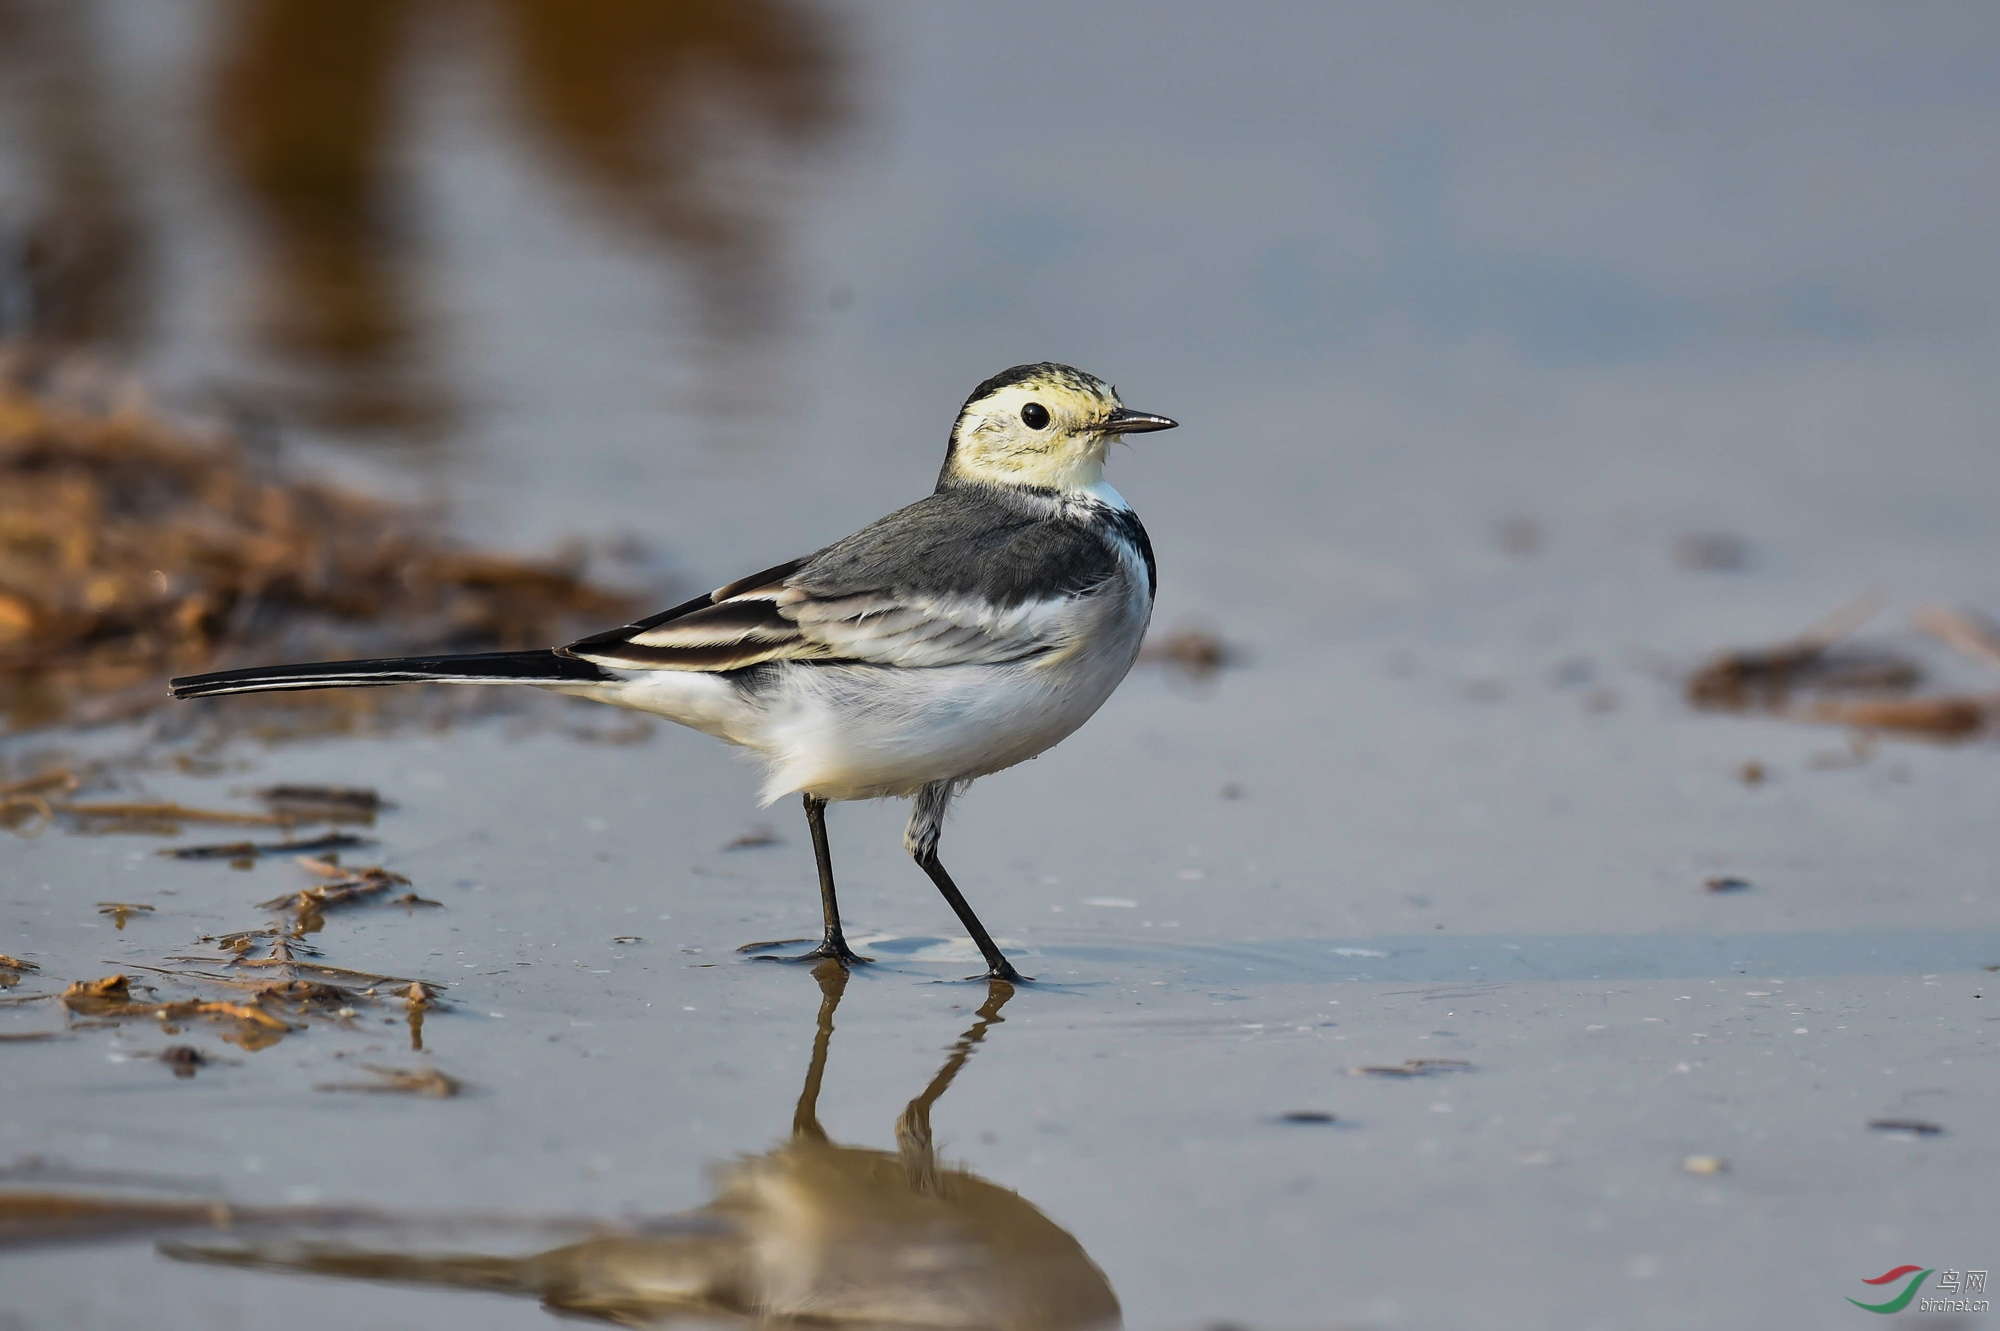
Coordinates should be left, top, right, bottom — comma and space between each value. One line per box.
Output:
4, 2, 1998, 1327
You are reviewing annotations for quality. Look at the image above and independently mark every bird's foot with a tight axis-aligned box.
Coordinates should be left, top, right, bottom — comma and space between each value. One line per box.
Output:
803, 939, 874, 968
739, 936, 873, 968
970, 960, 1029, 984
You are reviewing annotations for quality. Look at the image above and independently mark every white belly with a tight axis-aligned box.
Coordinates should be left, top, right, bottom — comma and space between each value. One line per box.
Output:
746, 645, 1138, 801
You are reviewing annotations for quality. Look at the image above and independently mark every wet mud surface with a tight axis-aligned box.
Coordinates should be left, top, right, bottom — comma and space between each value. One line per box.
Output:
5, 645, 1995, 1327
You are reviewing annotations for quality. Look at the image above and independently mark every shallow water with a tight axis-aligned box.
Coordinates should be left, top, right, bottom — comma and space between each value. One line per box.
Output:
5, 2, 2000, 1327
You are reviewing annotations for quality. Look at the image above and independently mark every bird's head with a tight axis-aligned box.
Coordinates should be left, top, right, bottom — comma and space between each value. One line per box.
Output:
939, 362, 1176, 494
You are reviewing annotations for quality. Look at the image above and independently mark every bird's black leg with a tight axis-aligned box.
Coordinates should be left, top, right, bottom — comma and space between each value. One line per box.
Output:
905, 782, 1026, 983
740, 796, 872, 966
913, 852, 1024, 982
799, 795, 871, 967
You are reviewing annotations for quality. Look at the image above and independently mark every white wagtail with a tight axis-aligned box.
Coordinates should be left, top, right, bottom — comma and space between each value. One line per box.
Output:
170, 363, 1176, 982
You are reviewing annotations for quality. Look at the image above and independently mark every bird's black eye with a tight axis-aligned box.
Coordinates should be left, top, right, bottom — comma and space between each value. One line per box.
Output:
1020, 402, 1051, 430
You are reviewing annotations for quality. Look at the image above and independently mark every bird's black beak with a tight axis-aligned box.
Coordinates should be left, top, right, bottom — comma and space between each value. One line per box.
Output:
1099, 407, 1178, 435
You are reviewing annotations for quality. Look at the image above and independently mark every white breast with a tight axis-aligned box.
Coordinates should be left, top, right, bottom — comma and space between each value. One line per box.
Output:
740, 537, 1153, 803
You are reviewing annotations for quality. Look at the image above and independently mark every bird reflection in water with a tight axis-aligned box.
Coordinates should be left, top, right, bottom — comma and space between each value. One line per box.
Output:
164, 963, 1121, 1329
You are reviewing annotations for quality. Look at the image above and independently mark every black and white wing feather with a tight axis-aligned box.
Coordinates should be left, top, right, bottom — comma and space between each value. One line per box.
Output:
560, 486, 1149, 673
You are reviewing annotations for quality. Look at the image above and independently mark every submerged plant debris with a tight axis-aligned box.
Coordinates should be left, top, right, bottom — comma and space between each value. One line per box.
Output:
161, 831, 374, 862
253, 784, 388, 821
58, 973, 139, 1014
1799, 695, 1989, 738
58, 800, 295, 833
1686, 596, 1918, 710
1687, 598, 1999, 739
258, 864, 411, 918
315, 1064, 464, 1098
0, 346, 650, 732
58, 973, 300, 1050
13, 781, 453, 1066
94, 901, 153, 928
159, 1045, 212, 1078
1868, 1118, 1944, 1138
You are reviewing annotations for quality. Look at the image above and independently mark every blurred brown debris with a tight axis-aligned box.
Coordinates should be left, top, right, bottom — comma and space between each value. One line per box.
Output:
1686, 596, 1999, 740
721, 825, 782, 851
0, 953, 37, 990
162, 831, 375, 862
1868, 1117, 1943, 1137
60, 802, 291, 830
315, 1063, 463, 1098
254, 784, 386, 822
1686, 595, 1914, 711
0, 349, 644, 731
1141, 625, 1242, 681
0, 766, 73, 832
1800, 696, 1988, 739
159, 1045, 211, 1079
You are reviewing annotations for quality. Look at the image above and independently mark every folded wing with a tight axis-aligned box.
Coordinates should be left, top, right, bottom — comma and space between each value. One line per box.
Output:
559, 491, 1125, 674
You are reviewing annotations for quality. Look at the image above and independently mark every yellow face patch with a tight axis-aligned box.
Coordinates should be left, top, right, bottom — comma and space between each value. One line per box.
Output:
942, 367, 1127, 493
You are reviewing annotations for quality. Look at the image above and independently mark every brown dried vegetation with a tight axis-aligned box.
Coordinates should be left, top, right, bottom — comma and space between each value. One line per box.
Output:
0, 953, 38, 990
17, 798, 453, 1059
59, 973, 301, 1050
1687, 598, 1999, 740
0, 349, 644, 731
163, 831, 375, 863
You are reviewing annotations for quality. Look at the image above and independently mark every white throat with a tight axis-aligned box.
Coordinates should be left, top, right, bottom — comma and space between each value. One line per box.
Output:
1080, 478, 1132, 511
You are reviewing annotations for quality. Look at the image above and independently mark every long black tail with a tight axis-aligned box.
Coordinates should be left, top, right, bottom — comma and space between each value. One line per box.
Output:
169, 650, 612, 701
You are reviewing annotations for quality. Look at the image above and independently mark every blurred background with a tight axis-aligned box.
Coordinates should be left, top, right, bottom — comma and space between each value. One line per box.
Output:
4, 0, 1993, 600
3, 3, 1998, 1328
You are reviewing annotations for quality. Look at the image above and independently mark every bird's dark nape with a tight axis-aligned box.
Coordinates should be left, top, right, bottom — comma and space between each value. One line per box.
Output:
168, 650, 611, 700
